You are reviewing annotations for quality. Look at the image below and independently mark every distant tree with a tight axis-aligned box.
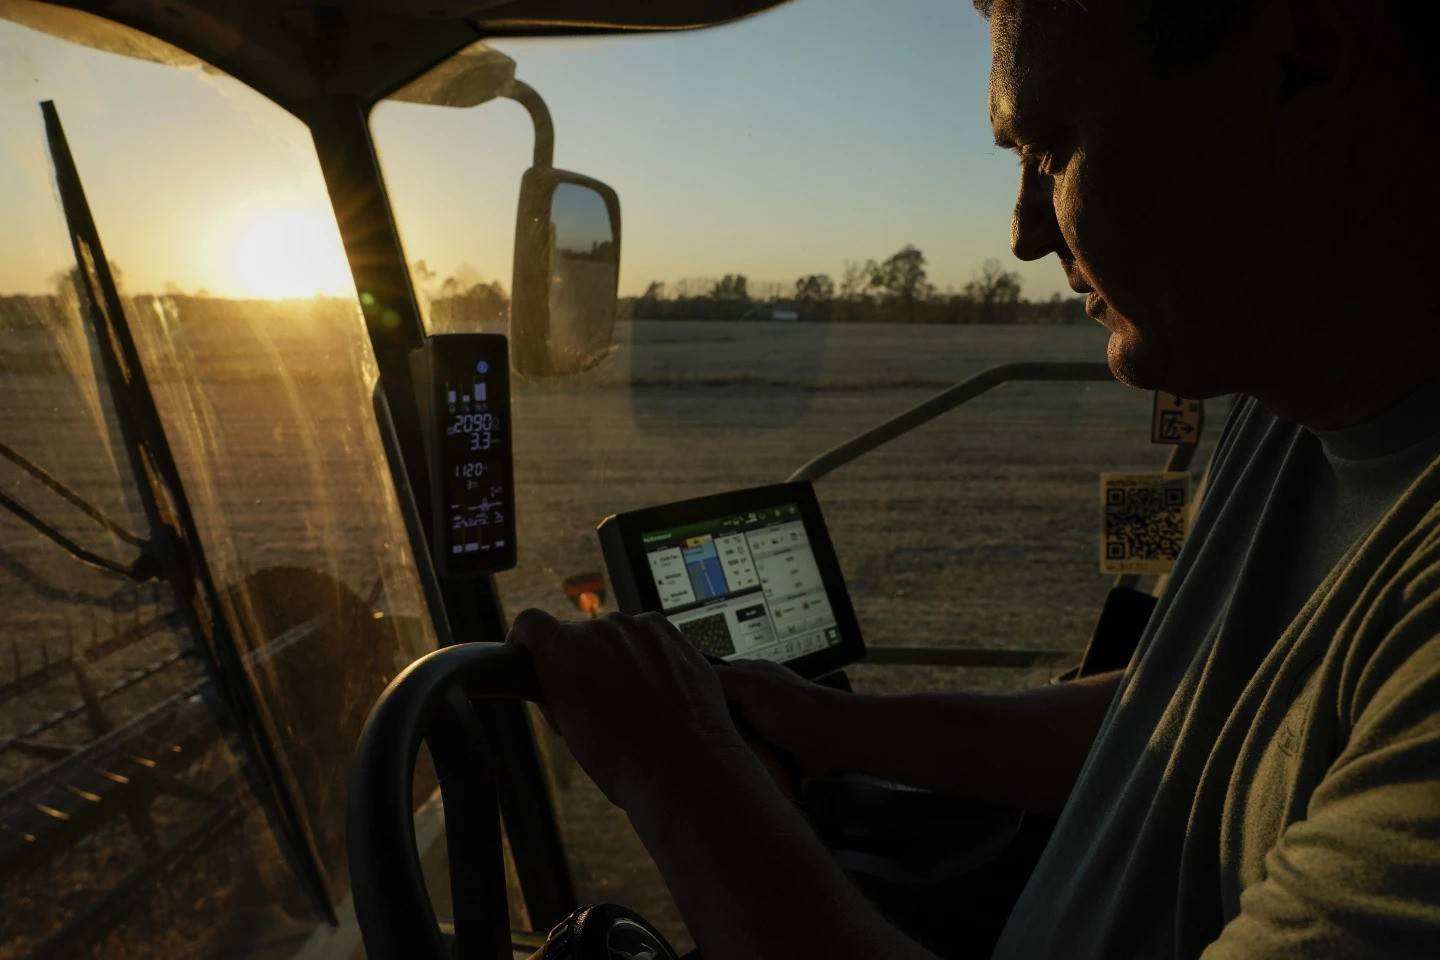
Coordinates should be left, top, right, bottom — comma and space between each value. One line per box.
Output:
427, 270, 509, 333
451, 263, 484, 292
675, 277, 715, 299
940, 292, 979, 325
1040, 292, 1065, 324
794, 274, 835, 303
1026, 292, 1088, 325
711, 274, 750, 301
634, 280, 666, 319
963, 258, 1023, 323
752, 279, 786, 302
838, 260, 874, 301
870, 245, 933, 322
791, 274, 834, 322
477, 281, 508, 322
51, 260, 125, 300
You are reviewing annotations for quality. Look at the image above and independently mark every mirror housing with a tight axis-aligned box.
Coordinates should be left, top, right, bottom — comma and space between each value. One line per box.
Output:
511, 167, 621, 377
385, 42, 517, 108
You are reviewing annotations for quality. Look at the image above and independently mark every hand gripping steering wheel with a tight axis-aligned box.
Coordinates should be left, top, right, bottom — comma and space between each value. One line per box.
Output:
347, 642, 681, 959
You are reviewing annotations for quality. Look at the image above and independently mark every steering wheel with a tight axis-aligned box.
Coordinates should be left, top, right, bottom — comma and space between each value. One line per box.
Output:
347, 642, 681, 959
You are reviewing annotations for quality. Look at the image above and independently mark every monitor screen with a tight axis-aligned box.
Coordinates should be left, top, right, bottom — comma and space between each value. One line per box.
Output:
441, 386, 511, 560
641, 503, 842, 663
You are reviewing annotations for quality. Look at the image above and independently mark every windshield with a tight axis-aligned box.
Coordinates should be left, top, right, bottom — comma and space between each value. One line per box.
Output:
0, 3, 436, 955
372, 1, 1223, 947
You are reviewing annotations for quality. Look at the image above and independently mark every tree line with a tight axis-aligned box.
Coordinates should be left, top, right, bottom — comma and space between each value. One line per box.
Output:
627, 245, 1090, 325
9, 250, 1082, 331
411, 259, 509, 333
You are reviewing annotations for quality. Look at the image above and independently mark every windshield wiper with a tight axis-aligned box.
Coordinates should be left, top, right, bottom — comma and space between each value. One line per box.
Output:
40, 99, 337, 921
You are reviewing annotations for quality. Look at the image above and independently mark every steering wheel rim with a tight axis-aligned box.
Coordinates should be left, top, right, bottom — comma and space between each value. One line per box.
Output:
347, 641, 541, 960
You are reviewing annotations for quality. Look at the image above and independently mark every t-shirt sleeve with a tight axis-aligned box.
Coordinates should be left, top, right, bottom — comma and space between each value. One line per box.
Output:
1200, 592, 1440, 958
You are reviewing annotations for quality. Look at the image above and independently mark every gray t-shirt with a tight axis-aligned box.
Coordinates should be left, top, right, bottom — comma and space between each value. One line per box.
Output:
993, 386, 1440, 959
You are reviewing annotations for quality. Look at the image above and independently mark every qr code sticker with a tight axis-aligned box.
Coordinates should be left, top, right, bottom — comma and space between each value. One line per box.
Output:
1100, 472, 1190, 574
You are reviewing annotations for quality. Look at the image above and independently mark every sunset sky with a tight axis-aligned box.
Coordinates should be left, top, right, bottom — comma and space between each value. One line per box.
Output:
0, 0, 1069, 302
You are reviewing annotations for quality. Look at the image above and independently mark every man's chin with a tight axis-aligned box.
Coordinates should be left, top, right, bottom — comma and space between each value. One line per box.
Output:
1105, 332, 1152, 390
1106, 330, 1230, 400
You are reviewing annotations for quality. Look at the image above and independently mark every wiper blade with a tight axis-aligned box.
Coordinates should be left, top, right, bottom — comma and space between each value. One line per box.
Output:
39, 98, 338, 921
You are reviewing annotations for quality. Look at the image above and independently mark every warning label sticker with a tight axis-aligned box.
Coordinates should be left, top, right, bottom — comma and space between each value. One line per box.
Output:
1100, 472, 1190, 574
1151, 392, 1203, 445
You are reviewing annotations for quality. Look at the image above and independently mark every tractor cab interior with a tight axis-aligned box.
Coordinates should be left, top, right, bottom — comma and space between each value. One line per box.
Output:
0, 1, 1223, 957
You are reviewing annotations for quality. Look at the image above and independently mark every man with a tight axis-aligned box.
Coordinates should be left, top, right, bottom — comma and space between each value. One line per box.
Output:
512, 0, 1440, 956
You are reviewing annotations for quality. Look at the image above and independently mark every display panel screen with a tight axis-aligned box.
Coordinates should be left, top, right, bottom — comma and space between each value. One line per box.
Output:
642, 503, 842, 663
416, 333, 516, 576
441, 362, 511, 561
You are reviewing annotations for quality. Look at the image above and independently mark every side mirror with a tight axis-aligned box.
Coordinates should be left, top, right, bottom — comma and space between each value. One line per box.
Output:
511, 168, 621, 377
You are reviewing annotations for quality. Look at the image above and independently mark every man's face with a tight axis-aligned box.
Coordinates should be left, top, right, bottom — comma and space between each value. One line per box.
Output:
989, 0, 1291, 399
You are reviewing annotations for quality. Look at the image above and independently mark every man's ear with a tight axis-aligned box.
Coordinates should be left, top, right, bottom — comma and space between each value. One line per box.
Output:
1266, 0, 1392, 165
1276, 0, 1344, 103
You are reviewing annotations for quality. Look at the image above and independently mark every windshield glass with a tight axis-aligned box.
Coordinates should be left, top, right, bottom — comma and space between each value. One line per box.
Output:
372, 1, 1223, 946
0, 3, 436, 955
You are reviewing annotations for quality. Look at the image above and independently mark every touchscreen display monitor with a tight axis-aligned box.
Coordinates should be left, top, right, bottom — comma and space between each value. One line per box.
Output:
641, 503, 843, 664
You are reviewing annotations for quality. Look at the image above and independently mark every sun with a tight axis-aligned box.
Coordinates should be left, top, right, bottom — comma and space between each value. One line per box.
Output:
231, 210, 354, 298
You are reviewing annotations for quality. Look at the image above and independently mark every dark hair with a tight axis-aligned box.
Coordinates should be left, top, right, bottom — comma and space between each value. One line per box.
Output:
973, 0, 1439, 88
970, 1, 1258, 69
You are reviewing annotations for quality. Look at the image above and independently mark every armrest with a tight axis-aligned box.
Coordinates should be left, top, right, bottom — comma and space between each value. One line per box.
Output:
801, 774, 1023, 884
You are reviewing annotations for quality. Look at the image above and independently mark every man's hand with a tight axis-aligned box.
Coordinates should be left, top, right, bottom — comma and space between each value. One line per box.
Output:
508, 612, 934, 960
506, 608, 750, 813
718, 659, 851, 777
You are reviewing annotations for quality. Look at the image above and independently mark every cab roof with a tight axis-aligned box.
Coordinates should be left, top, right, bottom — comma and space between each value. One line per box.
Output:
16, 0, 789, 111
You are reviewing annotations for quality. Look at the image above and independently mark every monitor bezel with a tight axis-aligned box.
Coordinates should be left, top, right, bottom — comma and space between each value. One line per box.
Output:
604, 481, 865, 679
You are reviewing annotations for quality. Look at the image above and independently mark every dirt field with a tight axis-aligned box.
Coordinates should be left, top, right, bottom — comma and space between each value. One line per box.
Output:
505, 318, 1218, 658
1, 304, 1223, 954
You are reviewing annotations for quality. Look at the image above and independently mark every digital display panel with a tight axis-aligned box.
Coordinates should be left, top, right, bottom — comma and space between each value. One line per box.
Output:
416, 334, 516, 576
642, 504, 843, 664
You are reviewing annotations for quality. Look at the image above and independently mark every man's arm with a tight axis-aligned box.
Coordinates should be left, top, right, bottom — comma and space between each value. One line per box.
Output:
627, 735, 934, 959
510, 609, 935, 959
720, 661, 1122, 815
1200, 626, 1440, 957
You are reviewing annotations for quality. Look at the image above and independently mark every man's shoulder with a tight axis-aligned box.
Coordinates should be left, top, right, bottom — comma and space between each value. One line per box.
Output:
1324, 452, 1440, 712
1357, 451, 1440, 595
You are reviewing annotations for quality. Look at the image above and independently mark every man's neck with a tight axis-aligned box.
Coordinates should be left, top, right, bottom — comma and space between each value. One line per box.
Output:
1254, 341, 1440, 431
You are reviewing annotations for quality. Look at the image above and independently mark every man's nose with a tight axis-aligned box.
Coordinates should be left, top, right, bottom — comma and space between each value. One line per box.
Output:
1011, 165, 1064, 262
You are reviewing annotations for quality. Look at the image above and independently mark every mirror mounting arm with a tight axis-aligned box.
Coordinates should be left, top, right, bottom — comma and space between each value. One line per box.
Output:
500, 79, 554, 169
